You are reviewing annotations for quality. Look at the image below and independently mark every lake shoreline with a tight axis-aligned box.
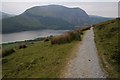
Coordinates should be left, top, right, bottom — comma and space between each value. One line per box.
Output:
1, 30, 70, 44
1, 37, 45, 45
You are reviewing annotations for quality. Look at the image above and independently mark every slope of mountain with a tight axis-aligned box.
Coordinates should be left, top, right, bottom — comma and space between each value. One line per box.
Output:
2, 5, 91, 33
24, 5, 90, 26
94, 18, 120, 77
0, 11, 15, 19
89, 15, 113, 24
2, 5, 113, 34
2, 15, 74, 33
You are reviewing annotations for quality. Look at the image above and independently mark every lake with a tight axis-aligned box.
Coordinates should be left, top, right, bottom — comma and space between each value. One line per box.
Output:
1, 30, 69, 44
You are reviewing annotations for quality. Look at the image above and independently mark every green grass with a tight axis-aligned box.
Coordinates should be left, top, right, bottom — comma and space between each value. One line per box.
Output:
94, 18, 120, 78
2, 41, 79, 78
51, 30, 82, 44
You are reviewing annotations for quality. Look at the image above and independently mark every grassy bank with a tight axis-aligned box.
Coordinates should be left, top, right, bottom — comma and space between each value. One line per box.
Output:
94, 18, 120, 78
2, 25, 90, 78
2, 40, 80, 78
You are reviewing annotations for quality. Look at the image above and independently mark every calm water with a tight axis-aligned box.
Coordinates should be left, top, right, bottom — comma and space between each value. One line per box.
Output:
1, 30, 69, 44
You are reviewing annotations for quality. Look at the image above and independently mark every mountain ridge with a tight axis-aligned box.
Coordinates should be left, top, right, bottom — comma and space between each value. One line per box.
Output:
2, 5, 90, 33
89, 15, 113, 24
2, 5, 113, 34
0, 11, 15, 19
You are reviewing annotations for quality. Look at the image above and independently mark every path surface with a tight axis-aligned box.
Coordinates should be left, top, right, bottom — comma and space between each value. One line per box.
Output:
62, 27, 106, 78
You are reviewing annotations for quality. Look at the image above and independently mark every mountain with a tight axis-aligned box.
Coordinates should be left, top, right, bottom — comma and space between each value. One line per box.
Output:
89, 15, 113, 24
24, 5, 90, 26
0, 11, 15, 19
2, 5, 91, 33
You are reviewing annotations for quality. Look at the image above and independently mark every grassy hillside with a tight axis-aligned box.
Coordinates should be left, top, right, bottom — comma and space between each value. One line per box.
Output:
2, 41, 79, 78
94, 18, 120, 78
2, 27, 88, 78
2, 15, 73, 33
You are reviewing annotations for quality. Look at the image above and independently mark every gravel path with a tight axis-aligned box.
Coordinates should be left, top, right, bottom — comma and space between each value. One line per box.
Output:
62, 27, 106, 78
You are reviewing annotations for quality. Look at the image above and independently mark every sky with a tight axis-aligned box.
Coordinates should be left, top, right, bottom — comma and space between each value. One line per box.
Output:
1, 0, 119, 2
0, 0, 119, 18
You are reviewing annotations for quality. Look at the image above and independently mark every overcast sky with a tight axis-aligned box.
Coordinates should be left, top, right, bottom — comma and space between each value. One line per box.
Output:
1, 0, 119, 2
0, 0, 119, 18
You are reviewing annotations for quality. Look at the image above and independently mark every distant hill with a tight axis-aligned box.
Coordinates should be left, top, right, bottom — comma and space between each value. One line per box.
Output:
0, 11, 15, 19
24, 5, 91, 26
2, 5, 113, 34
89, 15, 113, 24
2, 5, 91, 33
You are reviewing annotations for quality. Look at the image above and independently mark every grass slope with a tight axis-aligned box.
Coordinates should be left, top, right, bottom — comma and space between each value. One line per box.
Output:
2, 41, 79, 78
2, 15, 73, 33
94, 18, 120, 78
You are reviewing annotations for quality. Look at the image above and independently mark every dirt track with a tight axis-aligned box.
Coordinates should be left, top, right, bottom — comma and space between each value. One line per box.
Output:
62, 27, 106, 78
